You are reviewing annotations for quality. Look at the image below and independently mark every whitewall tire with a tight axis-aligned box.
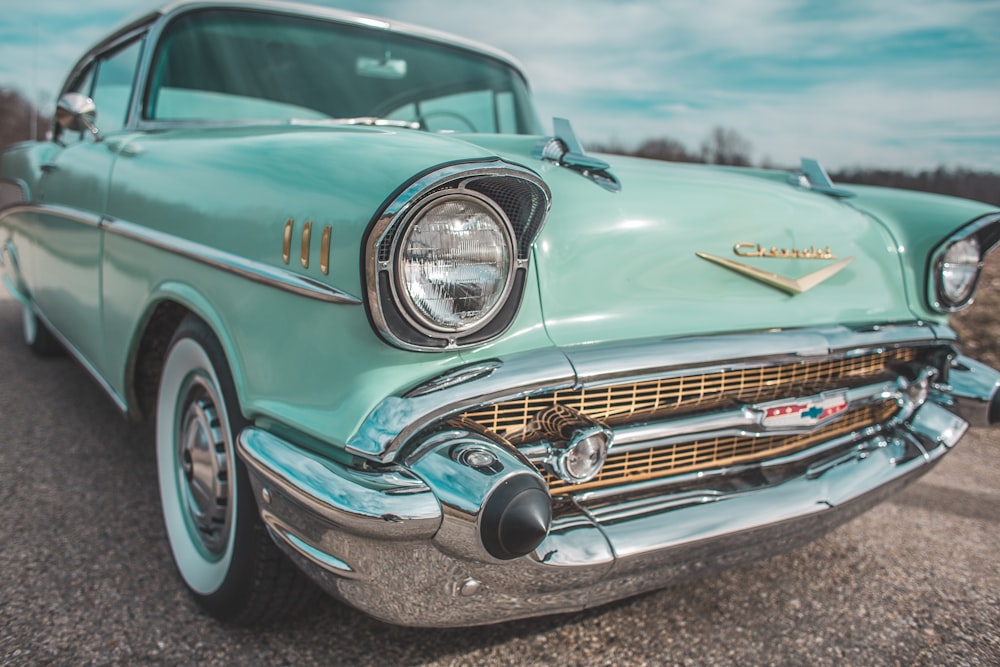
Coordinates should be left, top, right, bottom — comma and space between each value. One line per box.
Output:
156, 315, 314, 624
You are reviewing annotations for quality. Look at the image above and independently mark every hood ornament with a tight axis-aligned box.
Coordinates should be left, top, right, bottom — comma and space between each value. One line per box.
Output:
789, 158, 855, 199
697, 244, 854, 295
534, 117, 621, 193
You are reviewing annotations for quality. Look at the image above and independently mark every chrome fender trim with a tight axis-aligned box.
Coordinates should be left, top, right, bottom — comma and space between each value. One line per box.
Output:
937, 354, 1000, 427
237, 427, 441, 541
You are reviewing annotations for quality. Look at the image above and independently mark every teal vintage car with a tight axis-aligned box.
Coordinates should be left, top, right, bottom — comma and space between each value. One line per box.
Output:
2, 0, 999, 627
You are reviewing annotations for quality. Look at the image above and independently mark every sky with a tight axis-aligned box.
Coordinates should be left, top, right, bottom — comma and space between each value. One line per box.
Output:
2, 0, 999, 172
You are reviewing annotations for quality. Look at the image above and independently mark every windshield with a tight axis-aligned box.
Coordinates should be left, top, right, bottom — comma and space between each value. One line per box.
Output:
144, 8, 542, 134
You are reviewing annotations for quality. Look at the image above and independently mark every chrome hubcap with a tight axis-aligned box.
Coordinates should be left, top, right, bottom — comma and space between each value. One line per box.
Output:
177, 381, 231, 556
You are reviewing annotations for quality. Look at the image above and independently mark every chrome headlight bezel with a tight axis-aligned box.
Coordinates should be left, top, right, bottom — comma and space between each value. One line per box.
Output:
364, 160, 551, 351
928, 213, 1000, 313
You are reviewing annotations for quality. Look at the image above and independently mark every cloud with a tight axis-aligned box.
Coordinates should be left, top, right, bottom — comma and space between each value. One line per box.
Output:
1, 0, 997, 171
0, 0, 159, 100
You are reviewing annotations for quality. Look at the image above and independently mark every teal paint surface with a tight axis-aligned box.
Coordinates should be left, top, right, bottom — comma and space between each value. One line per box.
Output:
4, 124, 998, 457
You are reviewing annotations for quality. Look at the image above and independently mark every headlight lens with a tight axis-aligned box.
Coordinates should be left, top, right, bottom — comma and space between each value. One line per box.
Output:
396, 193, 515, 333
559, 429, 610, 483
938, 236, 981, 308
547, 425, 613, 485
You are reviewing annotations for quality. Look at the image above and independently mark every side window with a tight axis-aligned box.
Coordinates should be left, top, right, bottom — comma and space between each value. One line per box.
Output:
90, 38, 144, 133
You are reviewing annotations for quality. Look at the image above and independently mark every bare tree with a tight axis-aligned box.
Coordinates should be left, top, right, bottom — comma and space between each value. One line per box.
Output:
700, 126, 753, 166
635, 137, 701, 163
0, 88, 50, 155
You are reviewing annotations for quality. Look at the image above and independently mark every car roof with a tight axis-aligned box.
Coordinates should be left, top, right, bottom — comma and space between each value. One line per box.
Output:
98, 0, 528, 77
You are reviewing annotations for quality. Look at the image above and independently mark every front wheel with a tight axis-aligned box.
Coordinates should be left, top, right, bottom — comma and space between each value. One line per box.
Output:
156, 315, 314, 624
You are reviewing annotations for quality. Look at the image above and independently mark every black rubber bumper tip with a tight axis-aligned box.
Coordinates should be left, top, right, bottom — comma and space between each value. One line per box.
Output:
480, 475, 552, 560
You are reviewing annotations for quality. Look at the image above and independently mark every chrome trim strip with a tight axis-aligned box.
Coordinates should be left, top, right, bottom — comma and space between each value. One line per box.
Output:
565, 322, 943, 388
3, 203, 359, 304
0, 203, 103, 229
404, 361, 502, 398
347, 347, 575, 460
602, 381, 901, 450
32, 305, 129, 413
104, 217, 362, 304
347, 322, 953, 462
2, 203, 361, 304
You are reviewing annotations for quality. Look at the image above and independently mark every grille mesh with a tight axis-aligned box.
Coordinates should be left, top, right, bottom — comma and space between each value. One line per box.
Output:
460, 348, 917, 445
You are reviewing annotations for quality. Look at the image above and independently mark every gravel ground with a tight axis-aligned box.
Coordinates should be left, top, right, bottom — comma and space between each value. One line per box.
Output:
2, 278, 999, 666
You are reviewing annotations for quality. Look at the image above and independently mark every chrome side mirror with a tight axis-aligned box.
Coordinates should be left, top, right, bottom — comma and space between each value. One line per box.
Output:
56, 92, 103, 141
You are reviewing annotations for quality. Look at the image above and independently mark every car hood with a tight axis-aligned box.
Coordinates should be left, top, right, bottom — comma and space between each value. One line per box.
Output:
464, 136, 916, 347
107, 126, 963, 352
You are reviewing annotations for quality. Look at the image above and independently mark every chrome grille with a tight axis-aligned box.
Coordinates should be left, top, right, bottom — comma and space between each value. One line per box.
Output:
461, 348, 917, 445
457, 347, 920, 494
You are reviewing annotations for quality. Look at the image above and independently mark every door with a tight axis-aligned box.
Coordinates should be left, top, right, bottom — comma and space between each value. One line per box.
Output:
32, 37, 144, 372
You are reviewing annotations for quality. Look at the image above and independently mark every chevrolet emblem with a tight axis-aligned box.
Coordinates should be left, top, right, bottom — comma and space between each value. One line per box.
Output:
696, 245, 854, 295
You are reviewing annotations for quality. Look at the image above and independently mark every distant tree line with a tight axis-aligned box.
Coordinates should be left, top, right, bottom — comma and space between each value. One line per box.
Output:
830, 167, 1000, 208
1, 87, 996, 207
590, 126, 1000, 207
590, 126, 754, 167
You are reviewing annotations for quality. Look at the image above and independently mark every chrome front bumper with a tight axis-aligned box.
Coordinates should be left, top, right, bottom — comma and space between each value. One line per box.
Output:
236, 325, 999, 627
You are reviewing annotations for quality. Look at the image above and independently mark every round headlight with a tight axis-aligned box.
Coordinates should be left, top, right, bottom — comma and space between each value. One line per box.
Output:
938, 236, 981, 308
395, 193, 515, 333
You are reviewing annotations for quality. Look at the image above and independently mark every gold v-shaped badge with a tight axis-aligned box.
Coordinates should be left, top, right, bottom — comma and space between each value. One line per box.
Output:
696, 252, 854, 295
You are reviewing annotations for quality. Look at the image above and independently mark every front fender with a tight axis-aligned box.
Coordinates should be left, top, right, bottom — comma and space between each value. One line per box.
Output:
846, 185, 1000, 319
